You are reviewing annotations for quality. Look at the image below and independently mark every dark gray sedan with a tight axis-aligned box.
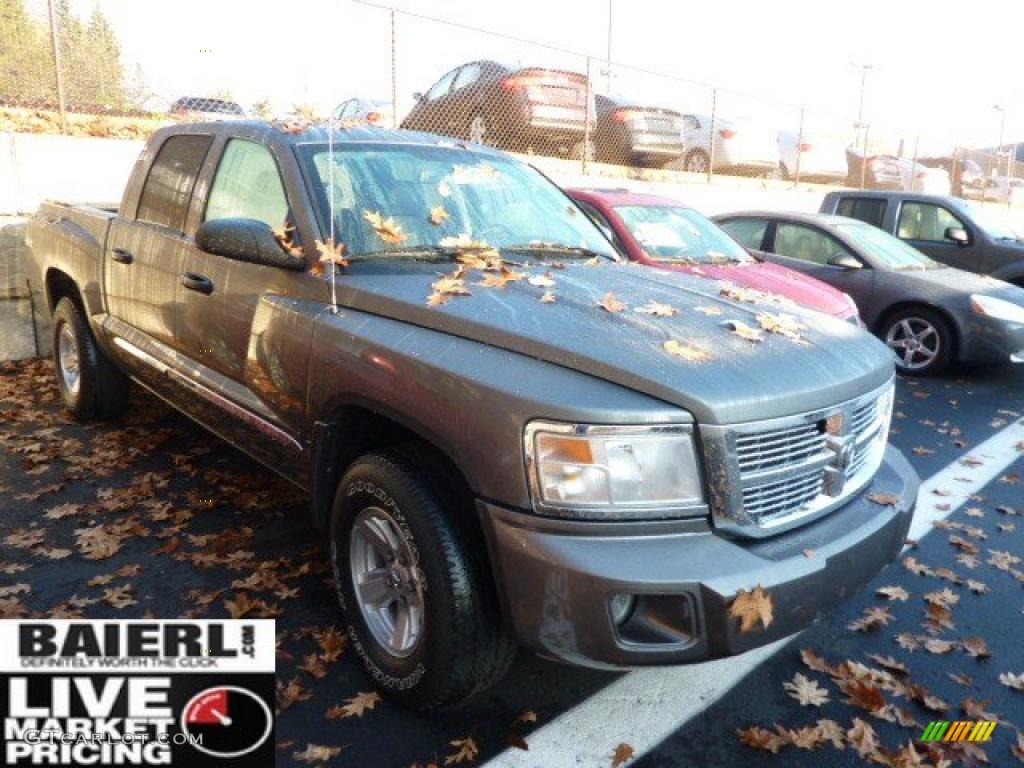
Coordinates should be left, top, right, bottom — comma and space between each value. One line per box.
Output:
714, 210, 1024, 376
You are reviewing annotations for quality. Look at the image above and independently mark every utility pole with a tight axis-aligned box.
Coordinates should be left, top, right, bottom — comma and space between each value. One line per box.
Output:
994, 104, 1007, 176
605, 0, 613, 92
853, 63, 872, 149
46, 0, 68, 134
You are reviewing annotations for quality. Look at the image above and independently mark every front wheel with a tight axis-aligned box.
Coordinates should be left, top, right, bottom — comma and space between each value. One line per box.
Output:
51, 297, 129, 419
330, 448, 514, 710
684, 149, 711, 174
880, 307, 954, 376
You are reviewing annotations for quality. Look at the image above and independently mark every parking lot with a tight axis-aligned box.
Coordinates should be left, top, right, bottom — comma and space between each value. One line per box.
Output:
1, 356, 1022, 767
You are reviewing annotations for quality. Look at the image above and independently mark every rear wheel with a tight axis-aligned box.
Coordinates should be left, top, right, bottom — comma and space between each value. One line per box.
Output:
684, 149, 710, 174
51, 297, 129, 419
880, 307, 954, 376
330, 447, 515, 710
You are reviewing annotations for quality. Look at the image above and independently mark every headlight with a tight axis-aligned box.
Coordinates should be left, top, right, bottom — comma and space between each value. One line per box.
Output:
524, 421, 706, 520
971, 294, 1024, 324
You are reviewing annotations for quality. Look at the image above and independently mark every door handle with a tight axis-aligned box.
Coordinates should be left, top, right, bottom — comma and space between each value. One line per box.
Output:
181, 272, 213, 295
111, 248, 133, 264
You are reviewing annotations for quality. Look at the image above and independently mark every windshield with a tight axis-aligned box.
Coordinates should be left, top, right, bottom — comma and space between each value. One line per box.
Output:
835, 221, 939, 270
964, 202, 1023, 241
613, 205, 754, 264
297, 143, 617, 259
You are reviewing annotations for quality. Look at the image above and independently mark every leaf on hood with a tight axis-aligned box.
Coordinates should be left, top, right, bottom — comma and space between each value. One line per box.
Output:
756, 312, 806, 341
428, 270, 472, 306
999, 671, 1024, 691
924, 588, 960, 607
292, 744, 344, 764
847, 605, 892, 632
846, 718, 881, 760
876, 585, 910, 602
961, 637, 990, 659
429, 206, 450, 225
867, 654, 908, 675
736, 726, 786, 754
598, 292, 627, 313
694, 305, 722, 316
726, 320, 764, 343
867, 491, 901, 507
728, 585, 774, 633
479, 266, 526, 289
527, 272, 556, 288
663, 340, 712, 362
635, 300, 677, 317
363, 210, 408, 244
923, 638, 957, 655
783, 672, 830, 707
445, 736, 480, 765
540, 291, 556, 303
325, 691, 381, 719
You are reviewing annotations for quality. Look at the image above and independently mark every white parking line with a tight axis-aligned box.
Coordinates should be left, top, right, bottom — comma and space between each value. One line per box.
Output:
483, 419, 1024, 768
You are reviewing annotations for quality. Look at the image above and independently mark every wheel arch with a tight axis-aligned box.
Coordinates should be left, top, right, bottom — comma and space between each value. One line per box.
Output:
44, 268, 85, 315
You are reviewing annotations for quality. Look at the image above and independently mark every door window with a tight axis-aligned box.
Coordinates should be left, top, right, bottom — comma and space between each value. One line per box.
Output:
835, 197, 887, 229
897, 202, 965, 242
426, 69, 458, 101
136, 134, 213, 231
204, 139, 289, 230
773, 223, 853, 265
452, 63, 482, 92
719, 218, 768, 250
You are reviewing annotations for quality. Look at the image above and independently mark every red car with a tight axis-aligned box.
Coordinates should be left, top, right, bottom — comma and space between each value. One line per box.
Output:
566, 188, 860, 322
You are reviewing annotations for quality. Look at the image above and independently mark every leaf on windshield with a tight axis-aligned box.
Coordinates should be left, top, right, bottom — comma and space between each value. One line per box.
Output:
479, 266, 526, 290
636, 301, 677, 317
528, 272, 556, 288
598, 292, 627, 313
363, 210, 408, 244
757, 313, 806, 341
726, 320, 764, 343
664, 340, 711, 362
429, 206, 450, 226
312, 238, 348, 277
540, 292, 556, 303
427, 269, 471, 307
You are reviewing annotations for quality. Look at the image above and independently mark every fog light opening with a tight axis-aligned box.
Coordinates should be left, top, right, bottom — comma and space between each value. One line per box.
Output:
609, 593, 636, 626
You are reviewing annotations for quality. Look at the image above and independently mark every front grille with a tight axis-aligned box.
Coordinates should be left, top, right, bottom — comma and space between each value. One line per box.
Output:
702, 380, 894, 538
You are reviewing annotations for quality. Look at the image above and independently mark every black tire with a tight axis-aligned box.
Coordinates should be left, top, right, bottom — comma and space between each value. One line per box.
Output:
51, 297, 130, 419
330, 447, 515, 710
684, 149, 710, 174
878, 306, 955, 377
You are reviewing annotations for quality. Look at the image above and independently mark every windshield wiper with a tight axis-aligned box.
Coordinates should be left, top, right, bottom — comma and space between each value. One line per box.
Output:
346, 245, 480, 263
500, 243, 612, 260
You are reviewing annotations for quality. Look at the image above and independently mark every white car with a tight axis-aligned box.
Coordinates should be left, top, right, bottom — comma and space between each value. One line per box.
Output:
778, 131, 848, 183
895, 158, 951, 195
681, 114, 780, 177
331, 97, 395, 127
971, 176, 1024, 205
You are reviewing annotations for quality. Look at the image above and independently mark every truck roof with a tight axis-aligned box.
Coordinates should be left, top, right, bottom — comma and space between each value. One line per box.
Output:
822, 189, 963, 207
149, 120, 509, 158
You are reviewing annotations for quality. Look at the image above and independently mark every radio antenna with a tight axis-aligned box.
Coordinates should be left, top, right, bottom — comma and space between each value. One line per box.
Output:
327, 114, 338, 313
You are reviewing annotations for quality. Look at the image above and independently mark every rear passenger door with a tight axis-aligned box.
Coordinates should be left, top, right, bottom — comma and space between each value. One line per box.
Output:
894, 200, 981, 271
106, 133, 213, 352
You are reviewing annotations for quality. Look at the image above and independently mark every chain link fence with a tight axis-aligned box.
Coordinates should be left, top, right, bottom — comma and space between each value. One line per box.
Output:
0, 0, 1020, 199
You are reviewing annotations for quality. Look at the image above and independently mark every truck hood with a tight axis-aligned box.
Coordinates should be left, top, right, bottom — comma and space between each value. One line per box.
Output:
334, 260, 893, 424
661, 259, 856, 319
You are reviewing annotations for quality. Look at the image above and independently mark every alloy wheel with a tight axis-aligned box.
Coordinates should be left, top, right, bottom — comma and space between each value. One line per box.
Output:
885, 317, 940, 371
349, 506, 426, 658
57, 322, 81, 396
686, 152, 709, 173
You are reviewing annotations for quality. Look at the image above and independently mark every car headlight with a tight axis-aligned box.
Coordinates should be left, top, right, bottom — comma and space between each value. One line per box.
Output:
971, 294, 1024, 324
524, 421, 706, 519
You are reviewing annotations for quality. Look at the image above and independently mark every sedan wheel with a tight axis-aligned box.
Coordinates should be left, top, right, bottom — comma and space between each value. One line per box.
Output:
881, 309, 953, 376
685, 150, 710, 174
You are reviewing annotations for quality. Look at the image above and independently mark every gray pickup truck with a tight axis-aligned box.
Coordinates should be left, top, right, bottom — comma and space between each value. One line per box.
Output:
25, 121, 917, 709
821, 190, 1024, 286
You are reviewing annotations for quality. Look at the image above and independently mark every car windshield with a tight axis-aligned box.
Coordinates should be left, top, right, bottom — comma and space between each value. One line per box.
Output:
297, 143, 618, 260
964, 202, 1023, 241
613, 205, 754, 264
835, 221, 940, 270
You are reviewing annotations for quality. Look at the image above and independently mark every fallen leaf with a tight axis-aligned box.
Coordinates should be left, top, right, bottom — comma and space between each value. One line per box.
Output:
962, 637, 990, 660
611, 742, 635, 767
663, 340, 712, 362
737, 726, 786, 754
598, 292, 627, 313
726, 320, 763, 343
292, 744, 343, 763
635, 300, 677, 317
868, 491, 902, 507
445, 737, 480, 765
325, 691, 381, 719
847, 717, 881, 759
877, 586, 910, 602
729, 585, 774, 633
756, 312, 805, 340
429, 206, 450, 225
540, 291, 556, 303
694, 305, 722, 316
783, 673, 830, 707
848, 605, 893, 632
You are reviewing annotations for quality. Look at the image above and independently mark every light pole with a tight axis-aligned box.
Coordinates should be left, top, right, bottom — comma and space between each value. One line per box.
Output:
853, 63, 872, 147
605, 0, 613, 92
994, 104, 1008, 176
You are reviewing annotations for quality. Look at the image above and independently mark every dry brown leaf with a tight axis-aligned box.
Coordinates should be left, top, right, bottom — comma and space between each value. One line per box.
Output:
728, 585, 774, 633
868, 491, 902, 507
102, 585, 136, 609
726, 320, 763, 342
540, 291, 556, 303
694, 305, 722, 316
445, 737, 480, 765
877, 585, 910, 602
611, 742, 635, 767
363, 210, 408, 244
314, 237, 348, 273
325, 691, 381, 719
841, 679, 888, 713
848, 605, 893, 632
292, 744, 343, 763
598, 292, 628, 313
923, 638, 957, 655
783, 672, 830, 707
801, 648, 832, 674
663, 340, 712, 362
277, 677, 312, 713
847, 717, 881, 759
429, 206, 450, 225
867, 654, 908, 675
737, 726, 786, 754
756, 312, 805, 340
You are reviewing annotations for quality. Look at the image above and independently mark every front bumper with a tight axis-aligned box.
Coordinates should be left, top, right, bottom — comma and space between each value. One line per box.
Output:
479, 445, 917, 669
959, 313, 1024, 365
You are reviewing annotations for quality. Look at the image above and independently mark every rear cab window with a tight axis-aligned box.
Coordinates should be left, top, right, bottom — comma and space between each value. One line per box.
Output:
136, 134, 213, 231
835, 197, 887, 229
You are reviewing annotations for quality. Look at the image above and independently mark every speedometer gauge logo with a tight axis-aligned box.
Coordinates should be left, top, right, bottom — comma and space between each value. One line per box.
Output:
182, 685, 273, 759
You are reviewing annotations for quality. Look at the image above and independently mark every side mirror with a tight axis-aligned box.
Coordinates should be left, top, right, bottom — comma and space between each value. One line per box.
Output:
195, 218, 306, 269
828, 253, 863, 270
945, 226, 970, 246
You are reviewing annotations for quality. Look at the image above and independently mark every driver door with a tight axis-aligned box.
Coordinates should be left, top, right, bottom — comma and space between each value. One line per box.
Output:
894, 200, 982, 272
